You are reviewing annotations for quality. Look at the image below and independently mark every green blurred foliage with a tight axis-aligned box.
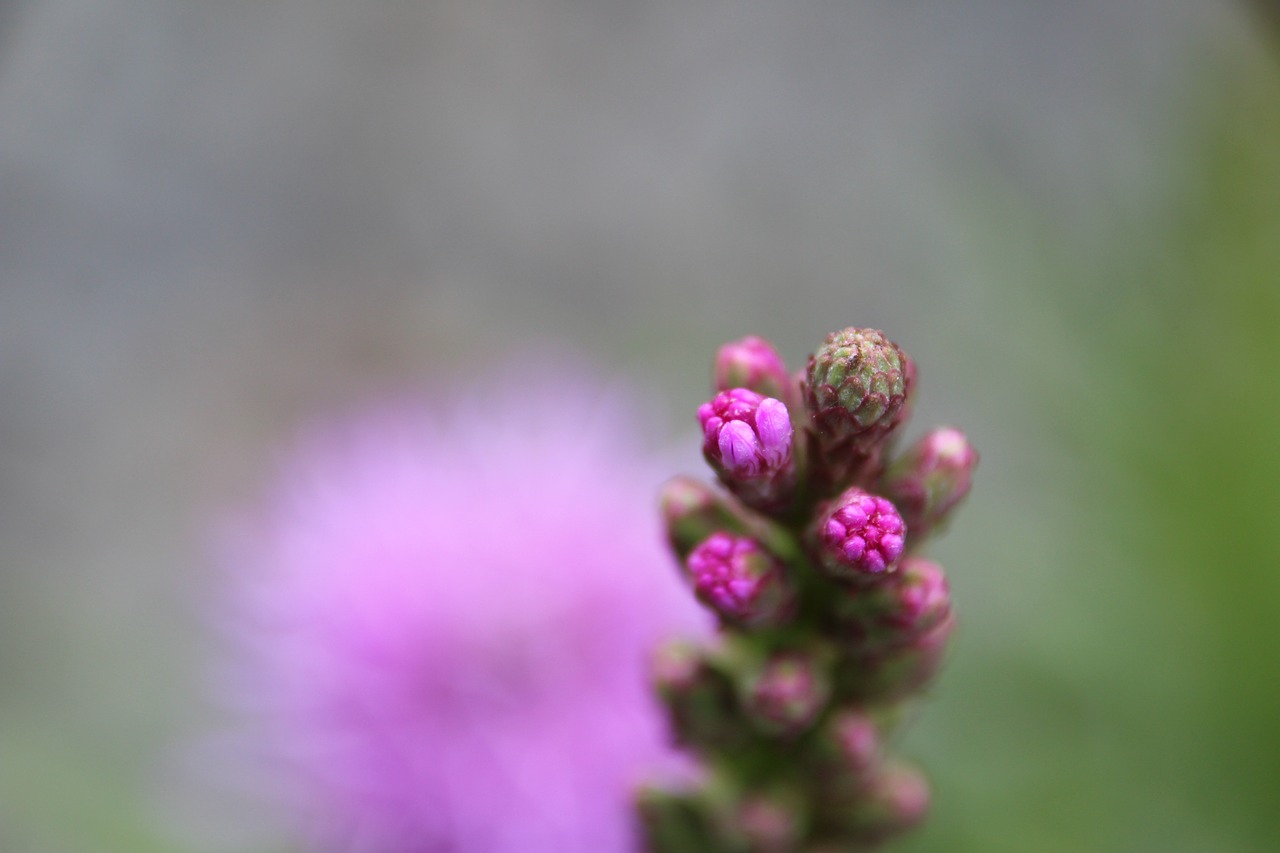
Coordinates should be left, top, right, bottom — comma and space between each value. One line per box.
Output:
900, 47, 1280, 853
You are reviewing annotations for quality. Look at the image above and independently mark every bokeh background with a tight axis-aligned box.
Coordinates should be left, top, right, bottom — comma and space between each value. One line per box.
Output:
2, 1, 1278, 851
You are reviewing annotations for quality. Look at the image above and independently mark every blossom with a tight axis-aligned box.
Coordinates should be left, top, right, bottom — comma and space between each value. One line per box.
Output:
218, 377, 708, 852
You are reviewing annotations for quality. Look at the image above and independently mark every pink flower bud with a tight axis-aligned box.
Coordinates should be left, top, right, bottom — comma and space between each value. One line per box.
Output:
650, 637, 705, 695
815, 758, 929, 845
685, 532, 794, 627
734, 794, 802, 853
887, 557, 951, 635
845, 763, 931, 843
849, 614, 955, 702
830, 710, 881, 779
810, 709, 883, 802
743, 651, 831, 736
882, 427, 978, 543
659, 475, 745, 560
636, 785, 719, 850
814, 487, 907, 578
714, 336, 797, 407
698, 389, 797, 513
649, 639, 747, 754
835, 557, 952, 652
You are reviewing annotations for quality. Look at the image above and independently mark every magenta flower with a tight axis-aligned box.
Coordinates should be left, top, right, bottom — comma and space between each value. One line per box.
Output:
219, 379, 709, 853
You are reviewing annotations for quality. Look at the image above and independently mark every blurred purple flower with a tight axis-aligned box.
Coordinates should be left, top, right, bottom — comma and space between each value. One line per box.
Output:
218, 377, 708, 852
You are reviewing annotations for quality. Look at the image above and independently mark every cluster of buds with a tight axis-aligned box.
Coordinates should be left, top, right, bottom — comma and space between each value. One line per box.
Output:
641, 329, 976, 851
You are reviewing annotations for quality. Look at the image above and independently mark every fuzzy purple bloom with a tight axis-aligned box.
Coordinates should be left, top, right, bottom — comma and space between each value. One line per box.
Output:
684, 532, 792, 627
219, 380, 709, 853
697, 389, 796, 512
815, 488, 906, 578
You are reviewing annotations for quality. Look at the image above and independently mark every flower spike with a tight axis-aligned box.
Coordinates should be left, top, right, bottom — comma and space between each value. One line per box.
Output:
649, 327, 973, 851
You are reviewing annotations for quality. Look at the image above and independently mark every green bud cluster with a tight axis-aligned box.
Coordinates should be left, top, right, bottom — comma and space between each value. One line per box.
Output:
805, 328, 915, 489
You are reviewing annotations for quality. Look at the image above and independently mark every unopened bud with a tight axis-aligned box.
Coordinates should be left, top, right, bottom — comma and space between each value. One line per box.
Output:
844, 762, 931, 843
734, 793, 804, 853
834, 557, 952, 653
650, 639, 745, 753
660, 476, 745, 560
698, 389, 798, 513
685, 533, 794, 627
807, 709, 885, 813
885, 557, 951, 636
804, 328, 915, 489
882, 427, 977, 543
813, 487, 906, 578
849, 614, 955, 702
714, 336, 798, 408
826, 710, 881, 781
650, 637, 704, 694
742, 651, 831, 736
636, 785, 719, 852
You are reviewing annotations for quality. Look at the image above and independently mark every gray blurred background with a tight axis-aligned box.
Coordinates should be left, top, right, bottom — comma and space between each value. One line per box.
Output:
2, 2, 1279, 851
